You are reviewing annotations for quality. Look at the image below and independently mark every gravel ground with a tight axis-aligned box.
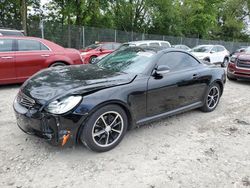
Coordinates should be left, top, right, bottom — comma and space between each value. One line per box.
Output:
0, 80, 250, 188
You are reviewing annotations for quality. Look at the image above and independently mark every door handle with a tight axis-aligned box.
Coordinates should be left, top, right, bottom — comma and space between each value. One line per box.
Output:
1, 56, 13, 59
41, 54, 50, 57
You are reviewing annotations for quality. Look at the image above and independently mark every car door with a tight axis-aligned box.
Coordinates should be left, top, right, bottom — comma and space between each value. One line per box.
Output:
0, 38, 16, 84
209, 46, 219, 63
147, 52, 208, 117
15, 39, 51, 81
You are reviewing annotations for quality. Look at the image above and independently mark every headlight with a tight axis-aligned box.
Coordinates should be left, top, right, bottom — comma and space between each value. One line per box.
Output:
45, 96, 82, 114
230, 55, 237, 63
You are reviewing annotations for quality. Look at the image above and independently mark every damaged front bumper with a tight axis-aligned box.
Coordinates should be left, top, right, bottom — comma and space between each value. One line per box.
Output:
13, 99, 86, 147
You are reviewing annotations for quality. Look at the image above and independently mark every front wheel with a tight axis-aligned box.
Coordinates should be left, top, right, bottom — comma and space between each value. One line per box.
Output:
200, 83, 221, 112
89, 56, 97, 64
80, 105, 128, 152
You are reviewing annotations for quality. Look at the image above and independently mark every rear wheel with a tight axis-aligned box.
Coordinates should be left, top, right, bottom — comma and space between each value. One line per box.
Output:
200, 83, 221, 112
80, 105, 128, 152
204, 58, 210, 63
50, 62, 66, 67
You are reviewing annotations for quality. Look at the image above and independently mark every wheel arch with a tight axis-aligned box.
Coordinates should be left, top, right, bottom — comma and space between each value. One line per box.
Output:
212, 79, 224, 96
49, 61, 70, 67
203, 56, 211, 62
76, 100, 134, 143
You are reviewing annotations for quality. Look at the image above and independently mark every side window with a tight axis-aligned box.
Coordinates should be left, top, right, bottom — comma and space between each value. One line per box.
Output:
161, 42, 171, 48
41, 43, 49, 50
139, 44, 147, 47
182, 46, 189, 50
211, 47, 218, 53
158, 52, 199, 71
149, 42, 160, 47
113, 43, 121, 50
102, 43, 113, 50
217, 46, 225, 52
0, 39, 13, 52
17, 40, 48, 51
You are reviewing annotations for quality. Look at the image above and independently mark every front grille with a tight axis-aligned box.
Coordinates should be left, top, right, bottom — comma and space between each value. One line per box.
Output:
237, 59, 250, 69
17, 92, 36, 108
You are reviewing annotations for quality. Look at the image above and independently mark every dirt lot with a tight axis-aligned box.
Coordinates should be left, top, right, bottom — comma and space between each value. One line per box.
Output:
0, 80, 250, 188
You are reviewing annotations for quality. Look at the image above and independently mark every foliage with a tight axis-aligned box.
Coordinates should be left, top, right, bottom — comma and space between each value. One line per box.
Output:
0, 0, 250, 41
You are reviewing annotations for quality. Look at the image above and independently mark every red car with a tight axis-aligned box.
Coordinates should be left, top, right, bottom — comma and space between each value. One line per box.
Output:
80, 42, 121, 64
0, 36, 83, 85
227, 48, 250, 80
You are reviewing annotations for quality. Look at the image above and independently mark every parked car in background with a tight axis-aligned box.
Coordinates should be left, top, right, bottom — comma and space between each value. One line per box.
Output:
191, 45, 230, 67
173, 44, 191, 51
14, 46, 225, 152
227, 47, 250, 80
92, 53, 109, 64
0, 28, 24, 36
80, 42, 121, 64
121, 40, 171, 48
0, 36, 83, 85
230, 46, 247, 57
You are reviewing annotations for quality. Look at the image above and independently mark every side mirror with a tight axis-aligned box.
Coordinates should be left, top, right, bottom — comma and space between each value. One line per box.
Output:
99, 48, 103, 52
210, 50, 216, 54
154, 65, 170, 77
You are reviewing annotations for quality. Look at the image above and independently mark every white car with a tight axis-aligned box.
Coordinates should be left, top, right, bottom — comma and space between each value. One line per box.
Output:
122, 40, 171, 48
173, 44, 191, 51
191, 45, 230, 67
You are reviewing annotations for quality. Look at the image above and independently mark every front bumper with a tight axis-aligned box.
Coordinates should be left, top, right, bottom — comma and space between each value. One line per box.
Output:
13, 99, 85, 147
227, 62, 250, 79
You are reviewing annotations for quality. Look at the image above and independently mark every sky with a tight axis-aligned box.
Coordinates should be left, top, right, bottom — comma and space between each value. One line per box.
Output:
41, 0, 50, 7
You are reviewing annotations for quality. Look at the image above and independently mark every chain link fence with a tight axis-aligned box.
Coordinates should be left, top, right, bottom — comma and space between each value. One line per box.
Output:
28, 21, 250, 52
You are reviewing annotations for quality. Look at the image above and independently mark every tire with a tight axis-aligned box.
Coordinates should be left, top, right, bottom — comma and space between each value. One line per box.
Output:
80, 105, 128, 152
221, 57, 229, 67
50, 62, 66, 67
204, 58, 210, 63
227, 74, 237, 81
200, 83, 221, 112
89, 56, 97, 64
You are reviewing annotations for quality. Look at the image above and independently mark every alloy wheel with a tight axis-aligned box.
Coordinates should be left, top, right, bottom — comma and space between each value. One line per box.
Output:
207, 86, 220, 109
92, 111, 124, 147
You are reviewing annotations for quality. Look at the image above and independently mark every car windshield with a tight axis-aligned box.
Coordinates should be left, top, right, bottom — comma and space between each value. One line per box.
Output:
85, 44, 101, 50
191, 46, 212, 53
97, 47, 155, 74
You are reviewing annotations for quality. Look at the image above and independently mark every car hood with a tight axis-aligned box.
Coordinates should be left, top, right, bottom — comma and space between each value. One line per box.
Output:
191, 52, 210, 59
21, 64, 136, 105
237, 53, 250, 60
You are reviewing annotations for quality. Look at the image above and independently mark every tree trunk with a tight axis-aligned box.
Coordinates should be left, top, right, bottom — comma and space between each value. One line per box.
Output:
20, 0, 27, 35
67, 14, 71, 48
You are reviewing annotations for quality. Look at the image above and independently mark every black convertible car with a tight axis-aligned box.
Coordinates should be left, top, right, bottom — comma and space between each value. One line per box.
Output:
14, 47, 226, 152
